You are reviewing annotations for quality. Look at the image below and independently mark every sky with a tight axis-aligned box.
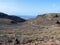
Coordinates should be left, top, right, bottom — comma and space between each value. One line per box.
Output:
0, 0, 60, 17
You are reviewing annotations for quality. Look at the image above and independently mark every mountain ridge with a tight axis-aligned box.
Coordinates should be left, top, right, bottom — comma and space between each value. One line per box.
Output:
0, 12, 26, 24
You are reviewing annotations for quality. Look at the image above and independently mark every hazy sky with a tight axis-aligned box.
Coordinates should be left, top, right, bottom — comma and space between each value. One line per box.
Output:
0, 0, 60, 16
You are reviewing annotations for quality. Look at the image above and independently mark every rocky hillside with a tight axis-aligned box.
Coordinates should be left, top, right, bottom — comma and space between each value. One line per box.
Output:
31, 13, 60, 26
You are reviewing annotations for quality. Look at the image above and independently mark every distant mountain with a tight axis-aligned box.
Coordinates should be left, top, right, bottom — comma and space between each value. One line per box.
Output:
0, 12, 26, 24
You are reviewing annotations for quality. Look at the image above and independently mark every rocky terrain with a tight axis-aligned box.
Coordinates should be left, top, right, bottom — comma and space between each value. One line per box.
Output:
0, 13, 60, 45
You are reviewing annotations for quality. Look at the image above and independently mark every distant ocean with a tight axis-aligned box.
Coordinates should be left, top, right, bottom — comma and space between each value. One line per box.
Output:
19, 15, 36, 19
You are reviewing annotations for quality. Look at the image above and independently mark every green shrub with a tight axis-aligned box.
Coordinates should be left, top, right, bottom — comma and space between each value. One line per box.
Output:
22, 37, 38, 44
30, 37, 38, 41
